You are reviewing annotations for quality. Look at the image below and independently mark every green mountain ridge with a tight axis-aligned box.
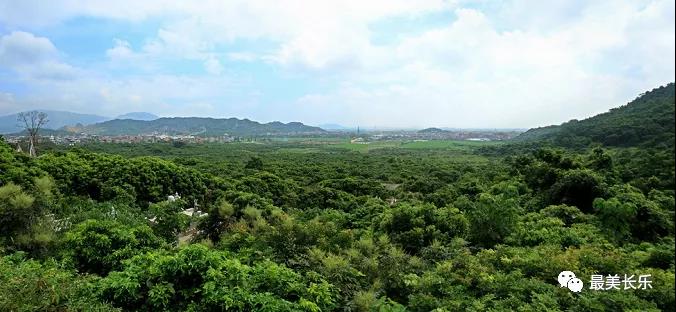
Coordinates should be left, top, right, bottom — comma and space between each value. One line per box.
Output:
68, 117, 327, 136
516, 83, 675, 148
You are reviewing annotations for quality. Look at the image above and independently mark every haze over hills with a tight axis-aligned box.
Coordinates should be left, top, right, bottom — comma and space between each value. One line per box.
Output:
0, 110, 161, 134
2, 108, 527, 138
317, 124, 351, 131
3, 83, 673, 140
418, 127, 447, 133
67, 117, 326, 136
115, 112, 159, 121
517, 83, 675, 148
0, 110, 109, 134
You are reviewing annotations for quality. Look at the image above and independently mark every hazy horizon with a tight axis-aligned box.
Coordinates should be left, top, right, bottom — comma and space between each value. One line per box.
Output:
1, 107, 535, 132
1, 1, 674, 129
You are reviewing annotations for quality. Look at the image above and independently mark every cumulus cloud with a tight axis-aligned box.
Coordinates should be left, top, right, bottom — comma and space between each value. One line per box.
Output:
106, 39, 134, 60
203, 57, 223, 75
281, 2, 675, 128
0, 0, 170, 27
2, 0, 453, 70
227, 52, 257, 62
0, 31, 247, 116
0, 31, 79, 81
0, 31, 58, 64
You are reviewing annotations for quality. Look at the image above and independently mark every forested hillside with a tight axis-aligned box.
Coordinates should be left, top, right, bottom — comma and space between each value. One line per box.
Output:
68, 117, 326, 136
517, 83, 675, 148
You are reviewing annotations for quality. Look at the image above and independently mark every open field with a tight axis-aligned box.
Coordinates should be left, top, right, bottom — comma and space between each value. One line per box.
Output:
51, 139, 501, 156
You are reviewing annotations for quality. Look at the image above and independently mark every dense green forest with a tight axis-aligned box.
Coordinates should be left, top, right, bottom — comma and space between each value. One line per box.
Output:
1, 85, 675, 311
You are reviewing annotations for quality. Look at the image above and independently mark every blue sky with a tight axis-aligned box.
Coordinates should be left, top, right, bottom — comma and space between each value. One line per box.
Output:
0, 0, 674, 128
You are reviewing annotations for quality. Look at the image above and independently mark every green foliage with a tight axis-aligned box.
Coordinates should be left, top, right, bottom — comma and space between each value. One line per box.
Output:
0, 183, 35, 237
0, 139, 45, 187
301, 186, 359, 212
1, 108, 675, 311
594, 184, 674, 242
614, 148, 675, 190
63, 220, 163, 275
0, 253, 118, 311
587, 146, 613, 171
510, 148, 580, 196
0, 175, 62, 256
349, 291, 406, 312
245, 155, 264, 170
171, 140, 187, 148
540, 204, 589, 226
379, 203, 468, 253
467, 193, 521, 248
148, 199, 190, 243
37, 150, 209, 205
199, 191, 278, 242
548, 169, 605, 212
236, 171, 299, 207
594, 197, 637, 241
98, 244, 336, 311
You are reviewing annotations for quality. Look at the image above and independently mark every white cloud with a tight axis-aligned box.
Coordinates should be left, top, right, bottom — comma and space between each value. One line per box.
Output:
0, 31, 58, 64
0, 30, 250, 117
2, 0, 454, 70
0, 1, 170, 28
282, 2, 675, 128
0, 0, 674, 127
0, 31, 80, 81
227, 52, 257, 62
203, 57, 223, 75
106, 39, 134, 60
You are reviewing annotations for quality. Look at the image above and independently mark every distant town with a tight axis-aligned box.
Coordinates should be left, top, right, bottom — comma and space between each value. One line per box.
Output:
3, 128, 522, 147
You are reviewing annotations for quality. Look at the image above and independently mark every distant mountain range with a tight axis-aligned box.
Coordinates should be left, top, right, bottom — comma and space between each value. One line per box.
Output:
0, 110, 161, 134
66, 117, 326, 136
516, 82, 675, 148
6, 83, 672, 143
0, 109, 321, 137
